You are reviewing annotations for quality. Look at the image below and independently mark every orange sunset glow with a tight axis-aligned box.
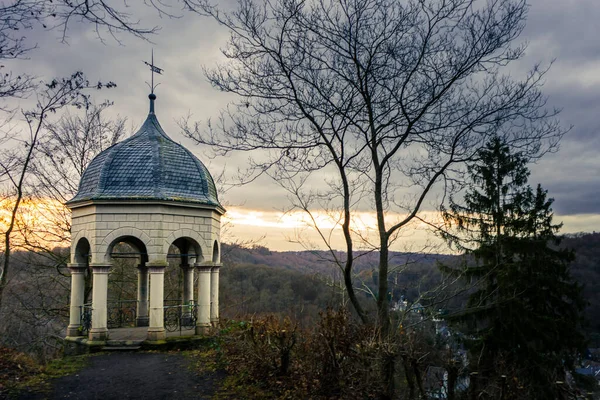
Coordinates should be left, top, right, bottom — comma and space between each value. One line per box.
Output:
2, 198, 597, 253
1, 197, 446, 252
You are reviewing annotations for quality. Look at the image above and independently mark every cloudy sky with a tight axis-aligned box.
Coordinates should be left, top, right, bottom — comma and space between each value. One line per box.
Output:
3, 0, 600, 251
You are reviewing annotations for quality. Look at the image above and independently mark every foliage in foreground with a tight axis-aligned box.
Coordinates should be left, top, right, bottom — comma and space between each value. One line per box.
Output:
188, 310, 594, 400
194, 310, 382, 399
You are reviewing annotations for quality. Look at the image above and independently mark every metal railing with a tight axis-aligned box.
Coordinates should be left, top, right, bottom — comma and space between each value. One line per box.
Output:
78, 299, 197, 332
164, 301, 197, 332
79, 303, 93, 334
107, 300, 137, 328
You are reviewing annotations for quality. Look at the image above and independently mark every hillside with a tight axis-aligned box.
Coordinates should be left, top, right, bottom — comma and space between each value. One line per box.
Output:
222, 232, 600, 335
562, 233, 600, 334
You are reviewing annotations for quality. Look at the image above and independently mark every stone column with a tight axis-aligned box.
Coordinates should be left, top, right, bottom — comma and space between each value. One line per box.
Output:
182, 263, 195, 325
183, 263, 194, 305
210, 264, 220, 326
195, 264, 212, 335
66, 263, 87, 337
136, 265, 149, 327
89, 263, 111, 342
147, 262, 167, 341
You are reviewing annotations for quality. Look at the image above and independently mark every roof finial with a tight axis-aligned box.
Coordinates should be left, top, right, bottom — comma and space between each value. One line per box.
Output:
144, 49, 164, 114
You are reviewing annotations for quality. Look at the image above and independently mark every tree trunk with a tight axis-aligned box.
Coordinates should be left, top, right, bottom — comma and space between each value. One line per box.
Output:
401, 355, 416, 400
447, 362, 458, 400
380, 352, 397, 400
0, 240, 10, 310
411, 358, 426, 400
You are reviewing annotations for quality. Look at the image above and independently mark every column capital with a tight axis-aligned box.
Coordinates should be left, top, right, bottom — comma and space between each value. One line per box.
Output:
194, 263, 212, 273
67, 263, 87, 273
147, 261, 167, 273
89, 263, 111, 274
211, 263, 222, 271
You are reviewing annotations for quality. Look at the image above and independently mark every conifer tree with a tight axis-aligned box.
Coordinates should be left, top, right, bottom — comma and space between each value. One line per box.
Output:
441, 137, 585, 397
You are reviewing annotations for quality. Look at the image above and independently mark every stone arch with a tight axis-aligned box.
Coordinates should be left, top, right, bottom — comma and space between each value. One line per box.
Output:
170, 237, 203, 261
73, 237, 91, 264
70, 229, 91, 263
212, 240, 220, 263
164, 229, 206, 263
98, 226, 152, 263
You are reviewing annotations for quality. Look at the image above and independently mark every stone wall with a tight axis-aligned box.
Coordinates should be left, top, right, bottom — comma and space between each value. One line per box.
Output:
70, 201, 221, 264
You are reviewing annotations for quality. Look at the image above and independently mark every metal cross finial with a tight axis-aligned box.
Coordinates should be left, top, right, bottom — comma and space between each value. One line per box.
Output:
144, 49, 163, 94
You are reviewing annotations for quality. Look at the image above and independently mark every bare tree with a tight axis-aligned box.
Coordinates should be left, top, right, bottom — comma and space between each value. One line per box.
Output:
0, 72, 116, 307
183, 0, 564, 332
0, 102, 129, 358
0, 0, 184, 307
24, 102, 126, 247
0, 0, 165, 111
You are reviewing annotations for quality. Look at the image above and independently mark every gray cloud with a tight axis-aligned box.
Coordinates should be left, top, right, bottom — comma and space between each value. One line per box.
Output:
1, 0, 599, 226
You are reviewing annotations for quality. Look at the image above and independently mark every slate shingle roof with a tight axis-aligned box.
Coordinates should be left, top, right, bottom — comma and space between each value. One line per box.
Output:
67, 110, 221, 208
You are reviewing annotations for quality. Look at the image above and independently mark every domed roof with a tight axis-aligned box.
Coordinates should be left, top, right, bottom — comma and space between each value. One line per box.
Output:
67, 97, 221, 209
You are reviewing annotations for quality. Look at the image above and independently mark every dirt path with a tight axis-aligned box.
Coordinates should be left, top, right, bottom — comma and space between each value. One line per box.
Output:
17, 352, 223, 400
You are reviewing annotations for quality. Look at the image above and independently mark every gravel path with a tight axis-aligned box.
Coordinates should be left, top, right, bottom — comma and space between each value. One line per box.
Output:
17, 352, 223, 400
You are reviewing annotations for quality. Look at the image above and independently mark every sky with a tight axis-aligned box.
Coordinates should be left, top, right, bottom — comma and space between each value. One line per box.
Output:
2, 0, 600, 252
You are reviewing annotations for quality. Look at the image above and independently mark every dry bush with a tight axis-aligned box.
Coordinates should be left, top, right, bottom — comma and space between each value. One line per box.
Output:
217, 309, 384, 399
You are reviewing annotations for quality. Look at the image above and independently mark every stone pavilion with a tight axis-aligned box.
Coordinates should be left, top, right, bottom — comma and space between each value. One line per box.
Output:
65, 93, 224, 342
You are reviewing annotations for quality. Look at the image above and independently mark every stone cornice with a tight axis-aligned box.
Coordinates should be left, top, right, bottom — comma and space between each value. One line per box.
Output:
67, 198, 226, 215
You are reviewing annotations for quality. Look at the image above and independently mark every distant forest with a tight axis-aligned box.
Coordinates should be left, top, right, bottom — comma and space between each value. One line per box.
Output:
222, 232, 600, 336
2, 232, 599, 360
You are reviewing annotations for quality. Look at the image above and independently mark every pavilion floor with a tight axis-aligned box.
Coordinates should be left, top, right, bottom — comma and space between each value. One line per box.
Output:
108, 327, 196, 341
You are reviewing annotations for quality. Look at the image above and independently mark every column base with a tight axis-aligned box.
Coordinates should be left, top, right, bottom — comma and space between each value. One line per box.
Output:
136, 316, 149, 327
195, 324, 211, 335
210, 318, 219, 327
88, 328, 108, 341
66, 325, 83, 337
147, 328, 166, 341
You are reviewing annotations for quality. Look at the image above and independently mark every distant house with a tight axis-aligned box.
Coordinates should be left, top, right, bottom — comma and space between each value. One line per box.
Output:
391, 298, 408, 312
409, 302, 425, 314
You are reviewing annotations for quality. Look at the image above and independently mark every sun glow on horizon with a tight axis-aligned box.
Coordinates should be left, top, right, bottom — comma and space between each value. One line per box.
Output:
2, 198, 600, 253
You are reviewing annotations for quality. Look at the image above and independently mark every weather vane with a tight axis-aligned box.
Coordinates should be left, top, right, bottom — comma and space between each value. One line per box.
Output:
144, 49, 164, 94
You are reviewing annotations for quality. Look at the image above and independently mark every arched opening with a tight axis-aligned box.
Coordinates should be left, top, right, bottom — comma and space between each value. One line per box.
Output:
212, 241, 219, 263
107, 236, 148, 263
104, 236, 149, 330
164, 237, 203, 333
73, 237, 91, 264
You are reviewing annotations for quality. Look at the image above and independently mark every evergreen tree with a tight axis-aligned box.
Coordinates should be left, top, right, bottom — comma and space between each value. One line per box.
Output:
441, 137, 585, 397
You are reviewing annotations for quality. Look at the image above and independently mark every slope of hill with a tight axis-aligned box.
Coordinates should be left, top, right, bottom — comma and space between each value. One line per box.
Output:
562, 233, 600, 334
222, 233, 600, 335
